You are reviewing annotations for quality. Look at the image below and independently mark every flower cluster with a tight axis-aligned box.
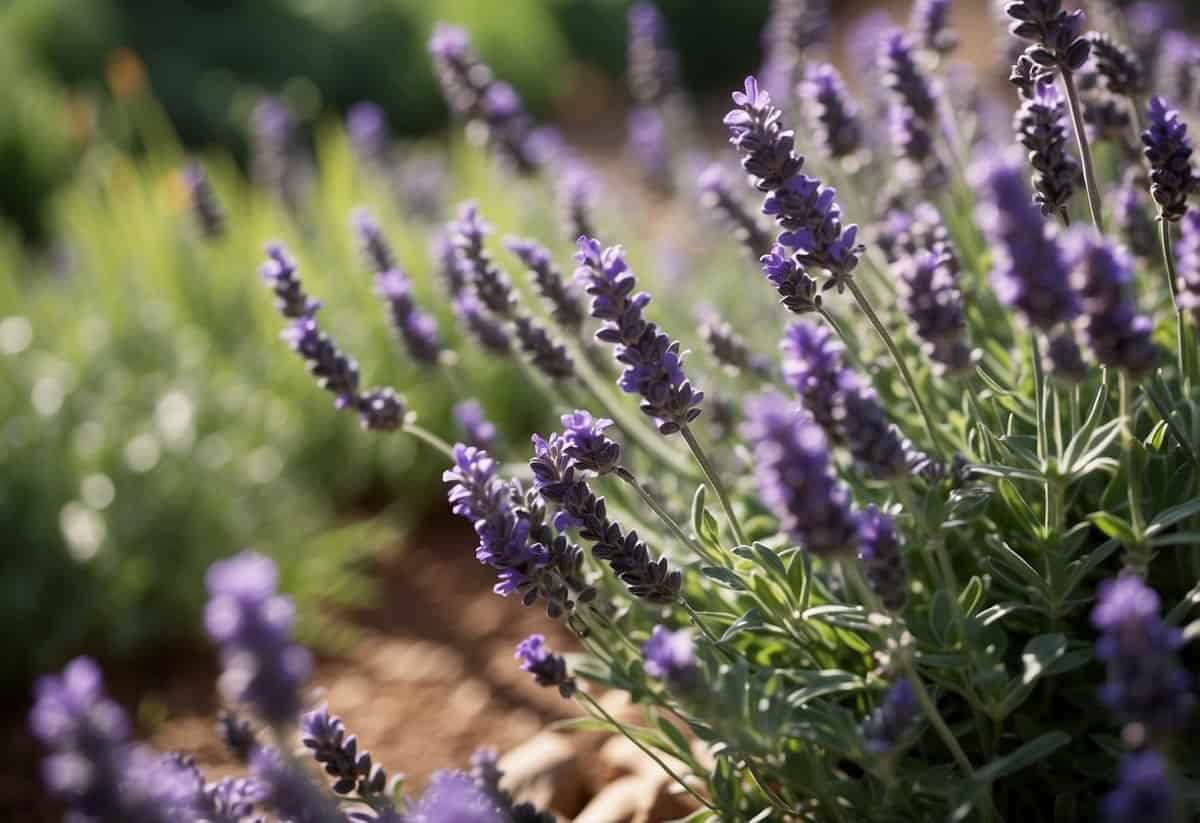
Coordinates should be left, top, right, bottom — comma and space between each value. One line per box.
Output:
428, 24, 541, 174
801, 63, 863, 161
506, 237, 585, 333
643, 625, 700, 690
880, 29, 945, 184
626, 2, 678, 107
1177, 210, 1200, 324
574, 238, 702, 433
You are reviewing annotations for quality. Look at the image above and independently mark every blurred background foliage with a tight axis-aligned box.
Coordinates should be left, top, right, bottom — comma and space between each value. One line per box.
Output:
0, 0, 769, 242
0, 0, 777, 689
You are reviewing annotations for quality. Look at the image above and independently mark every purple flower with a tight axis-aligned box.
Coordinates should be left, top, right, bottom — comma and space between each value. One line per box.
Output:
1156, 32, 1200, 114
351, 207, 396, 273
251, 747, 344, 823
575, 237, 703, 434
452, 202, 514, 318
699, 163, 772, 259
781, 321, 843, 432
627, 106, 673, 193
911, 0, 958, 57
530, 432, 681, 602
698, 308, 773, 379
506, 236, 585, 333
723, 76, 805, 193
1177, 210, 1200, 324
834, 372, 910, 480
454, 292, 510, 354
376, 268, 445, 366
742, 391, 859, 556
1091, 575, 1194, 742
879, 30, 936, 120
204, 552, 312, 726
561, 410, 622, 475
418, 769, 505, 823
973, 154, 1079, 331
559, 164, 598, 245
627, 1, 679, 106
1014, 78, 1078, 217
183, 160, 224, 239
515, 634, 576, 697
801, 64, 863, 160
215, 710, 257, 763
857, 506, 907, 611
1142, 96, 1197, 222
346, 101, 391, 168
251, 97, 303, 209
1102, 752, 1178, 823
1113, 169, 1158, 260
30, 658, 201, 822
1085, 33, 1145, 97
861, 680, 920, 755
895, 244, 974, 375
760, 244, 821, 314
301, 704, 389, 802
1004, 0, 1091, 72
261, 244, 318, 319
1067, 230, 1158, 377
513, 315, 576, 380
432, 232, 466, 297
454, 400, 497, 449
760, 0, 831, 102
428, 23, 541, 174
642, 625, 699, 686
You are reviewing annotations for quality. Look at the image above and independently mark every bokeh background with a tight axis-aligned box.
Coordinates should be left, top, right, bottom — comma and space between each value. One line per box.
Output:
3, 0, 1194, 819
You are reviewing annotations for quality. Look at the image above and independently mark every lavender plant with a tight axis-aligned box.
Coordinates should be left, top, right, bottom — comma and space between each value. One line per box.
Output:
34, 6, 1200, 822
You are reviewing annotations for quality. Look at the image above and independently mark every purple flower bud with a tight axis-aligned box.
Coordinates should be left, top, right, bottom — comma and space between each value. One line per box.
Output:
1003, 0, 1090, 72
697, 308, 773, 379
627, 2, 680, 106
454, 292, 511, 354
346, 101, 391, 168
506, 236, 585, 332
561, 410, 622, 475
1067, 230, 1158, 377
204, 552, 312, 726
880, 29, 937, 120
215, 710, 257, 763
301, 704, 390, 801
1085, 33, 1145, 97
724, 76, 805, 193
760, 244, 821, 314
642, 625, 699, 687
375, 269, 444, 366
911, 0, 958, 57
1102, 752, 1179, 823
454, 400, 497, 449
1091, 575, 1194, 742
742, 391, 859, 556
1014, 79, 1078, 216
801, 64, 863, 160
699, 163, 772, 259
452, 202, 514, 318
559, 165, 598, 246
261, 244, 319, 319
857, 506, 907, 611
973, 154, 1079, 331
351, 207, 396, 273
1142, 96, 1198, 222
432, 232, 467, 297
183, 160, 224, 239
513, 314, 576, 380
861, 679, 920, 755
251, 97, 303, 210
575, 238, 703, 434
515, 634, 576, 697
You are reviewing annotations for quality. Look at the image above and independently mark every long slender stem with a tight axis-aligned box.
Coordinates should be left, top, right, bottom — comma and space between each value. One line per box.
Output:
1159, 219, 1191, 384
1119, 372, 1147, 564
614, 467, 708, 557
902, 662, 977, 780
845, 279, 946, 459
576, 691, 716, 811
680, 424, 747, 546
1029, 333, 1055, 537
402, 422, 456, 459
1060, 69, 1105, 232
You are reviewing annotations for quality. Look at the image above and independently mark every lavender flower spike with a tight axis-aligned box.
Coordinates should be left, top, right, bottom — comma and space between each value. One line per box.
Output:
1014, 78, 1078, 217
780, 320, 844, 433
699, 163, 772, 259
559, 165, 598, 245
454, 399, 497, 449
506, 236, 585, 332
417, 770, 506, 823
760, 244, 821, 315
973, 154, 1079, 332
251, 747, 344, 823
575, 237, 703, 434
861, 680, 920, 755
1003, 0, 1091, 73
857, 505, 908, 612
643, 625, 701, 690
516, 634, 576, 698
723, 76, 804, 193
626, 1, 679, 106
1091, 575, 1194, 743
204, 552, 312, 726
351, 207, 395, 273
698, 309, 774, 379
1102, 752, 1179, 823
375, 267, 445, 366
301, 704, 389, 801
346, 101, 391, 169
801, 64, 863, 161
452, 202, 515, 318
1142, 97, 1198, 222
895, 247, 974, 375
561, 409, 622, 475
1067, 230, 1158, 377
911, 0, 958, 57
1177, 210, 1200, 324
742, 391, 859, 556
184, 160, 224, 239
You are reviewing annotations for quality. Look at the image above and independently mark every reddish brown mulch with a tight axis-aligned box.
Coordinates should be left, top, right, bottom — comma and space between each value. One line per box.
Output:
2, 520, 579, 821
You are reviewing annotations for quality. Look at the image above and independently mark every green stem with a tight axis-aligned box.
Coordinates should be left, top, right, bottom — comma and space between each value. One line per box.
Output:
614, 467, 710, 559
1159, 218, 1191, 385
576, 691, 716, 811
845, 279, 946, 459
1119, 372, 1148, 564
680, 424, 747, 546
402, 422, 456, 460
901, 662, 980, 785
1029, 333, 1055, 535
1061, 69, 1106, 232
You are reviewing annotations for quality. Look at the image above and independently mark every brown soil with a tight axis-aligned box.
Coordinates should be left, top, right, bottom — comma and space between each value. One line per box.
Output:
2, 520, 581, 821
